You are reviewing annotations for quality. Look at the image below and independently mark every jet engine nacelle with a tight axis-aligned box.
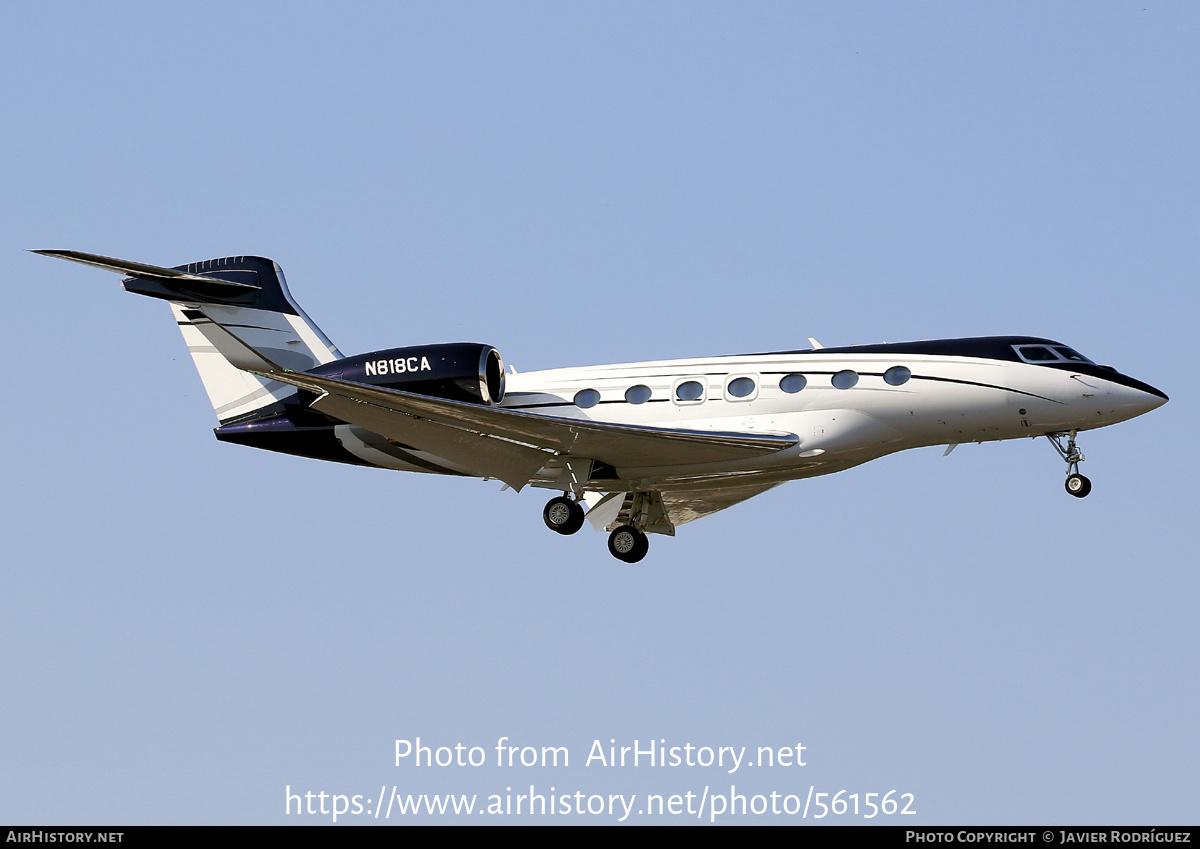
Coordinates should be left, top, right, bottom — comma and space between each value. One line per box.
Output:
309, 343, 505, 405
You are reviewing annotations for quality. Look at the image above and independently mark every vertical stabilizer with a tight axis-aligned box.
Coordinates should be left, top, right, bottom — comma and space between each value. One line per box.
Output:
36, 251, 343, 423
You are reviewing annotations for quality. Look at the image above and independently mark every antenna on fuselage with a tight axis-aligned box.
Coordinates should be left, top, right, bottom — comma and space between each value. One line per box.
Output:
808, 337, 824, 349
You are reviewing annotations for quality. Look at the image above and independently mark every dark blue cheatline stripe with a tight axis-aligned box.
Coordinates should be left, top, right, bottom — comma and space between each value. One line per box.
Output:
749, 336, 1055, 361
506, 375, 1060, 408
505, 398, 673, 410
910, 374, 1062, 403
1041, 362, 1168, 400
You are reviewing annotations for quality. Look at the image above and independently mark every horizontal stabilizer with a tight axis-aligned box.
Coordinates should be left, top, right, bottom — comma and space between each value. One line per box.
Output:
33, 250, 262, 290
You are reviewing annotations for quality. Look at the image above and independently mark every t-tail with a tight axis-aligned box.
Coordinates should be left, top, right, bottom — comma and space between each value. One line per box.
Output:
35, 250, 342, 424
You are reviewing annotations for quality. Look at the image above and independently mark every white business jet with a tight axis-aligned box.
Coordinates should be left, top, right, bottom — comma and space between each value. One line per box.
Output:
38, 251, 1168, 562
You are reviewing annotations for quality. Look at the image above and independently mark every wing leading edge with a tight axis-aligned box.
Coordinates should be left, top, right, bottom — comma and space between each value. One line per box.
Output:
251, 367, 798, 489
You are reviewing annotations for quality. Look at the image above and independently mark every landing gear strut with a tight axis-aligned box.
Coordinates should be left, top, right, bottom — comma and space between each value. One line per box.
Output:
541, 490, 659, 561
608, 525, 649, 563
1047, 431, 1092, 498
542, 495, 585, 535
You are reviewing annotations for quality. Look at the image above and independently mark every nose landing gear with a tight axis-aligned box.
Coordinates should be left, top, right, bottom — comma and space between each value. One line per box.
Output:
1065, 473, 1092, 497
1047, 431, 1091, 498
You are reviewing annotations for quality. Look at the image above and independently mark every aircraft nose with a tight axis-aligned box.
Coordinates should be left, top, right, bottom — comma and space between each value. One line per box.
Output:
1132, 388, 1167, 418
1127, 375, 1167, 406
1106, 371, 1168, 419
1137, 383, 1168, 413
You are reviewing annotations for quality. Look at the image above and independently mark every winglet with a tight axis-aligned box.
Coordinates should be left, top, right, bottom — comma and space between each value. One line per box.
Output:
808, 337, 824, 350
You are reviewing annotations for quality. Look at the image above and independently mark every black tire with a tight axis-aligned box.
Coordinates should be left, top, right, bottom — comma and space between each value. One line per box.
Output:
543, 496, 585, 534
1065, 473, 1092, 498
608, 525, 649, 562
628, 531, 649, 563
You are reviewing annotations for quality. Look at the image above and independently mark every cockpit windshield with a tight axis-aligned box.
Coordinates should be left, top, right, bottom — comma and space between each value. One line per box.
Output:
1053, 346, 1094, 363
1013, 344, 1096, 365
1017, 345, 1058, 361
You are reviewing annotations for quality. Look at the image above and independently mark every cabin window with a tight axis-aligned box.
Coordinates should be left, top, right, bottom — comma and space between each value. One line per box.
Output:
574, 388, 600, 409
779, 373, 806, 393
832, 370, 859, 389
727, 376, 756, 399
884, 366, 911, 386
625, 384, 652, 404
675, 380, 705, 402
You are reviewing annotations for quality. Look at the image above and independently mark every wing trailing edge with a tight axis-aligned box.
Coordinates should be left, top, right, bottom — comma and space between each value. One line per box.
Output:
250, 368, 799, 488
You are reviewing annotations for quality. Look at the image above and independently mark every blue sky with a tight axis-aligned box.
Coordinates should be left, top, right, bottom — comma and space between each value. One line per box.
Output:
2, 1, 1196, 824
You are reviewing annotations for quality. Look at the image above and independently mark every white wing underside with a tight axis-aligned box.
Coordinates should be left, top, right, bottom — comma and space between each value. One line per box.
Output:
586, 481, 785, 536
661, 482, 784, 526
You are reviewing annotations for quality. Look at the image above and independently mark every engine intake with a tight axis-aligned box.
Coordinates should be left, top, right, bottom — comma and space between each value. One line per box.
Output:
308, 343, 505, 405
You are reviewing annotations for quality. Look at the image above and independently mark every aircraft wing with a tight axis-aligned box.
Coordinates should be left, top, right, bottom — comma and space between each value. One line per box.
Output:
252, 368, 798, 489
661, 481, 785, 527
585, 481, 785, 534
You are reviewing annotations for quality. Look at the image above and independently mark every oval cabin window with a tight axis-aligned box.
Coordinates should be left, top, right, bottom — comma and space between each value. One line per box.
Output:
883, 366, 911, 386
675, 380, 704, 402
728, 377, 756, 398
625, 385, 652, 404
574, 388, 600, 408
832, 370, 859, 389
779, 374, 806, 393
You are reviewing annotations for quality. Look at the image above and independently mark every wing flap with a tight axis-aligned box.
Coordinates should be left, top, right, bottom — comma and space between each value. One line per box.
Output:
311, 392, 550, 489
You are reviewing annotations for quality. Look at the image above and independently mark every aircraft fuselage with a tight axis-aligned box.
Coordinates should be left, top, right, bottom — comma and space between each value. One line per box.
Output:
326, 335, 1166, 492
39, 250, 1168, 562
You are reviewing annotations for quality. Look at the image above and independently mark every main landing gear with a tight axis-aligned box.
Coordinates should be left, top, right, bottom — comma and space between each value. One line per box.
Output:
1047, 431, 1092, 498
541, 494, 652, 562
542, 495, 585, 535
607, 525, 649, 563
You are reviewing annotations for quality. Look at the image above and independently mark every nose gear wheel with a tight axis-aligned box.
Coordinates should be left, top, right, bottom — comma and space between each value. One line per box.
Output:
1065, 473, 1092, 497
1047, 431, 1091, 498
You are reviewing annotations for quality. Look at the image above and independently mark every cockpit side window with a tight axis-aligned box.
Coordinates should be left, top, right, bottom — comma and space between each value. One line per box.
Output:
1014, 345, 1060, 363
1053, 346, 1094, 364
